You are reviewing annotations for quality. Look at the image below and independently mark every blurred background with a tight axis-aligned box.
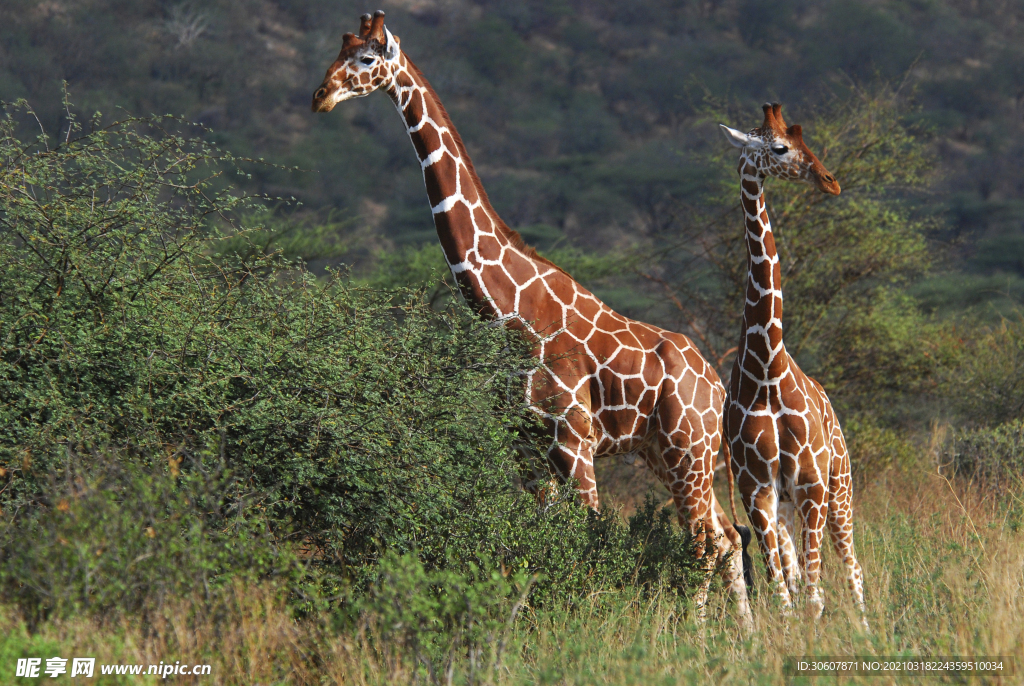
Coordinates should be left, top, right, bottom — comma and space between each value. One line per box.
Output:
4, 0, 1024, 428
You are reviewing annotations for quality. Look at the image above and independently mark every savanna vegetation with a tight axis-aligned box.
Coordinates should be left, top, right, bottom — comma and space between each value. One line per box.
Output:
1, 0, 1023, 684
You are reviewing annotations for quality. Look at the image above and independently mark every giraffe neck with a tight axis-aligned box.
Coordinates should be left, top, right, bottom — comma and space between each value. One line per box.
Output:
738, 157, 787, 382
382, 55, 528, 317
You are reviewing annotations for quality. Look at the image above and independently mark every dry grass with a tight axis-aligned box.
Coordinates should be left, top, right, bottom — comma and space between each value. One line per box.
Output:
3, 458, 1022, 685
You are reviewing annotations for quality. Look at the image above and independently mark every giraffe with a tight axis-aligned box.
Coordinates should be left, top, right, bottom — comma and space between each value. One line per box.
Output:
312, 10, 751, 625
720, 103, 867, 628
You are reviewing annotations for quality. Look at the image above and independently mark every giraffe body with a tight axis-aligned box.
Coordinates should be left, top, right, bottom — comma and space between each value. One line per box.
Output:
312, 11, 751, 626
721, 104, 867, 628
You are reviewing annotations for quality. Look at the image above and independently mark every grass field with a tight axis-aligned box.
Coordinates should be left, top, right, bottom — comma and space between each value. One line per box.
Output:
3, 433, 1021, 685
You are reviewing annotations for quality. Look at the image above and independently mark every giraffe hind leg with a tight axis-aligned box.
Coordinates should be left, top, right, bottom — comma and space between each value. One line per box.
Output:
796, 484, 829, 619
744, 485, 794, 613
819, 386, 868, 629
777, 500, 802, 599
827, 473, 868, 629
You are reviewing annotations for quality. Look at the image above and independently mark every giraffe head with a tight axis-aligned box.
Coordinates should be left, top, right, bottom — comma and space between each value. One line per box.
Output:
720, 103, 840, 195
311, 10, 402, 113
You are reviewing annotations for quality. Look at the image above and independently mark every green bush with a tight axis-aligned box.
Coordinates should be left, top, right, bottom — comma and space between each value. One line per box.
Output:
348, 492, 706, 684
940, 315, 1024, 427
0, 100, 708, 627
0, 453, 313, 625
844, 416, 921, 482
356, 552, 530, 684
0, 100, 540, 586
946, 420, 1024, 490
498, 490, 705, 608
416, 485, 706, 614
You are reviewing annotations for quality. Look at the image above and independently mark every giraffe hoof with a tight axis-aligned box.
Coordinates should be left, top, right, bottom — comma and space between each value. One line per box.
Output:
741, 614, 755, 634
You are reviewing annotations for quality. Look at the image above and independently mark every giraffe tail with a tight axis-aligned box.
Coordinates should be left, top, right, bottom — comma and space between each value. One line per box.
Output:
723, 439, 738, 525
723, 439, 755, 591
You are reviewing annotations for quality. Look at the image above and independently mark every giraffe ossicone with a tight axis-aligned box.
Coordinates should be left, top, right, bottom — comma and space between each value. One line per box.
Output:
312, 9, 752, 628
721, 102, 868, 629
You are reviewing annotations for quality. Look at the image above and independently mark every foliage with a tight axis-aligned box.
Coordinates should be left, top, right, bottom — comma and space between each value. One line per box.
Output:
342, 492, 707, 683
2, 1, 1022, 314
494, 489, 705, 609
945, 420, 1024, 490
843, 416, 921, 483
0, 100, 536, 585
363, 243, 455, 309
940, 314, 1024, 427
2, 467, 1021, 685
354, 552, 531, 685
0, 453, 312, 626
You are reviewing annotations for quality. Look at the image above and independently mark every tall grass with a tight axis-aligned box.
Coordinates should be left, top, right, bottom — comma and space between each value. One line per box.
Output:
3, 458, 1021, 685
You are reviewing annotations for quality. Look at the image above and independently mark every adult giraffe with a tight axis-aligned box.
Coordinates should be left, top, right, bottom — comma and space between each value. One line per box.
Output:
312, 10, 750, 624
720, 103, 867, 628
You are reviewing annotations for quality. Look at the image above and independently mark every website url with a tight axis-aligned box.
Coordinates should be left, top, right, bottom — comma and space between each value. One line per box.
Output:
101, 663, 212, 677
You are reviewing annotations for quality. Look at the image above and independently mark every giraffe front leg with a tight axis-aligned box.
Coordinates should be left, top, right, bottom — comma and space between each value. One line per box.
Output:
777, 500, 802, 598
546, 439, 599, 509
744, 486, 794, 614
656, 442, 716, 623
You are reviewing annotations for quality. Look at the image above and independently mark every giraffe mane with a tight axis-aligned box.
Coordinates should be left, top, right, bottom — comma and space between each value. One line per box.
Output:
403, 58, 570, 278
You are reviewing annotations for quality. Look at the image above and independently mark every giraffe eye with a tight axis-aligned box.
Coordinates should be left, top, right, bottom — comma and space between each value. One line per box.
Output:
771, 144, 789, 155
360, 56, 375, 66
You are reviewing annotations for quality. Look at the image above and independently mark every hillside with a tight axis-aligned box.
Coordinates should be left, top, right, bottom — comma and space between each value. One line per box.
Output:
2, 0, 1023, 305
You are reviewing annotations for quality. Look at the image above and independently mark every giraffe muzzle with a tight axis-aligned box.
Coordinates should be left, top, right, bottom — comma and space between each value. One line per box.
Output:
311, 87, 334, 113
813, 171, 841, 195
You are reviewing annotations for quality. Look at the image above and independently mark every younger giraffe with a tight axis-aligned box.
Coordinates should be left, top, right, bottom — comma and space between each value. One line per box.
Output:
721, 103, 867, 628
312, 10, 751, 625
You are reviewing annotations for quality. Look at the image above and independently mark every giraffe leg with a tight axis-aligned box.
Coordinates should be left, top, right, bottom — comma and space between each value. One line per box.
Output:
795, 481, 828, 619
546, 438, 599, 509
777, 500, 802, 599
650, 439, 717, 623
534, 404, 601, 508
827, 466, 868, 629
744, 486, 794, 613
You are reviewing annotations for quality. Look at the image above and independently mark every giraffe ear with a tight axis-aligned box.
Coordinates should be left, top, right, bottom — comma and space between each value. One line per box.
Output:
384, 28, 400, 61
341, 33, 364, 50
720, 125, 759, 149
